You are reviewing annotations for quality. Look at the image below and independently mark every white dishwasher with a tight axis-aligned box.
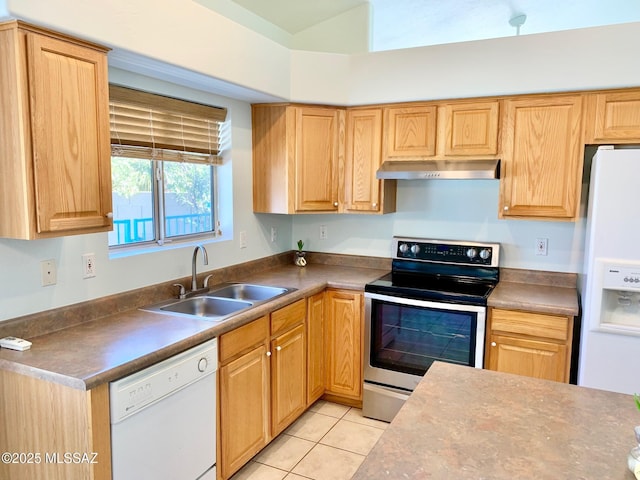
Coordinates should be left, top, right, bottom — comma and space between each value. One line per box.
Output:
110, 338, 217, 480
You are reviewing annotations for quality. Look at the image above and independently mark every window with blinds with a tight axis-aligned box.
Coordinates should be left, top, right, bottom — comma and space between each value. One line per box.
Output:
108, 85, 227, 248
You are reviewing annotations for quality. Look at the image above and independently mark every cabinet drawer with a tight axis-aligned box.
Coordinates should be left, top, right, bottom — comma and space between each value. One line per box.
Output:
490, 308, 569, 341
219, 316, 269, 364
271, 299, 306, 336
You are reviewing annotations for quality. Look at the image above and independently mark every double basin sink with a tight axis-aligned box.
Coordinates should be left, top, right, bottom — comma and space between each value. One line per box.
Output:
141, 283, 295, 322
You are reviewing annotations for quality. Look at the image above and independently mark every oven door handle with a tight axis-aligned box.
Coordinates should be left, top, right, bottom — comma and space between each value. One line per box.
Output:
364, 291, 486, 314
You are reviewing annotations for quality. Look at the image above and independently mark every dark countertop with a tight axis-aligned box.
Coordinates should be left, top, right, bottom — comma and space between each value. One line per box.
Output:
0, 264, 388, 390
489, 281, 579, 316
353, 362, 638, 480
489, 268, 580, 316
0, 259, 580, 391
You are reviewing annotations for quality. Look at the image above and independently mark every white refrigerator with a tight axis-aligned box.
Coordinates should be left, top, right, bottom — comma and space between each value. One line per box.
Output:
579, 145, 640, 394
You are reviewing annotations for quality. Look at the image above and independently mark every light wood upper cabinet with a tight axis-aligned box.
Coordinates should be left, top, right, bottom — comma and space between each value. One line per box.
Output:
0, 21, 112, 239
485, 308, 574, 383
324, 289, 363, 403
295, 107, 341, 212
252, 104, 343, 214
344, 108, 396, 214
382, 100, 500, 161
443, 101, 500, 156
500, 94, 584, 220
383, 105, 437, 158
584, 88, 640, 143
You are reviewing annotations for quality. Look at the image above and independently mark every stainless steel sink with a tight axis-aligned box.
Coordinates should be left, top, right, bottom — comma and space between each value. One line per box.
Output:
140, 282, 295, 322
159, 296, 252, 318
208, 283, 289, 302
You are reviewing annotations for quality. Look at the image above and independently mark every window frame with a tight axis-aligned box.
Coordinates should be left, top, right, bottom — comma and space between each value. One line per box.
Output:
108, 85, 226, 250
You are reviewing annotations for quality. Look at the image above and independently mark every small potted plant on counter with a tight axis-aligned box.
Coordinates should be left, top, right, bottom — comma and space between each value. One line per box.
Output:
295, 240, 307, 267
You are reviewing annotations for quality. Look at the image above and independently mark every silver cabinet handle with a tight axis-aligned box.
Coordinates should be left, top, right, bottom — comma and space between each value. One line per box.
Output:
276, 346, 282, 351
503, 206, 509, 211
491, 342, 497, 347
333, 202, 339, 207
266, 351, 272, 357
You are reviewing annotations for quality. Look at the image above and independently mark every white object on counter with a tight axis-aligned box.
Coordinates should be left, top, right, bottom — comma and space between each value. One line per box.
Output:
0, 336, 32, 351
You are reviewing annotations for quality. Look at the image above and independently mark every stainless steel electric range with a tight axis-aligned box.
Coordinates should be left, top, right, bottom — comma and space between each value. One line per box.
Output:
363, 237, 500, 422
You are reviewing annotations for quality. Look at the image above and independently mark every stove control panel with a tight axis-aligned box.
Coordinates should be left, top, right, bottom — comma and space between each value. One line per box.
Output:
393, 237, 500, 267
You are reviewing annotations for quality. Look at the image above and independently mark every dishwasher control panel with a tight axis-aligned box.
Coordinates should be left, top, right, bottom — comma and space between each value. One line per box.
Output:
110, 338, 217, 423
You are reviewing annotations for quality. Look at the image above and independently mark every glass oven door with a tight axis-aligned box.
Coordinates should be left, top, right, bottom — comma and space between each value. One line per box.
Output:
364, 292, 486, 391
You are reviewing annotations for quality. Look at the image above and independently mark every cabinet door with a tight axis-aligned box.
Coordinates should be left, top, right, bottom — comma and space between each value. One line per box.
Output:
585, 89, 640, 143
271, 323, 306, 436
500, 95, 583, 220
295, 107, 341, 212
485, 308, 572, 383
324, 290, 363, 401
344, 108, 383, 213
219, 344, 270, 480
28, 33, 112, 234
487, 334, 568, 383
384, 105, 437, 158
306, 292, 325, 406
444, 101, 499, 156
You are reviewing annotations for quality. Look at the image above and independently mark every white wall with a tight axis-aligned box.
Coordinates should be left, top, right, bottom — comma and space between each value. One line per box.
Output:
291, 4, 371, 54
295, 22, 640, 105
1, 0, 292, 101
292, 180, 586, 273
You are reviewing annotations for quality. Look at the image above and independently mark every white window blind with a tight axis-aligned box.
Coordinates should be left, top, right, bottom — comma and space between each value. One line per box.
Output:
109, 85, 227, 164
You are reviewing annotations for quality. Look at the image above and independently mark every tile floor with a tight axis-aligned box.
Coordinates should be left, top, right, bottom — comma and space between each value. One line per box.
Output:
230, 400, 388, 480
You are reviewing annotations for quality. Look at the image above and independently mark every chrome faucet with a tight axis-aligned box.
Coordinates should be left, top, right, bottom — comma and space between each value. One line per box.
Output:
191, 245, 209, 292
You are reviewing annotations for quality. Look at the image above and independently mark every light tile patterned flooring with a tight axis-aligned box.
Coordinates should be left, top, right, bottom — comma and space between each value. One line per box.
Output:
230, 400, 388, 480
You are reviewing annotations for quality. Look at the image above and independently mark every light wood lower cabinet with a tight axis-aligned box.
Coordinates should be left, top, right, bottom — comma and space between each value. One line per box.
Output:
485, 307, 574, 383
218, 316, 270, 480
218, 300, 307, 480
0, 370, 111, 480
271, 323, 306, 436
324, 289, 364, 404
306, 291, 325, 406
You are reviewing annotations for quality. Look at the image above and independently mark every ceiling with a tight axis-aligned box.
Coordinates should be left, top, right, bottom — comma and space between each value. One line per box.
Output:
228, 0, 640, 51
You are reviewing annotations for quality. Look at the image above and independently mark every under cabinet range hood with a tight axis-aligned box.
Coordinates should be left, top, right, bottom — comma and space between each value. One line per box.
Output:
376, 159, 500, 180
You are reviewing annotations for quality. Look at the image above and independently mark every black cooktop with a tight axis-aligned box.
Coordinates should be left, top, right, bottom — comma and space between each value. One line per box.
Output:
365, 272, 496, 305
365, 258, 499, 306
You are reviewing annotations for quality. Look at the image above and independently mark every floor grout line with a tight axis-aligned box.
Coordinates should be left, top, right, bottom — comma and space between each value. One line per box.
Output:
234, 402, 382, 479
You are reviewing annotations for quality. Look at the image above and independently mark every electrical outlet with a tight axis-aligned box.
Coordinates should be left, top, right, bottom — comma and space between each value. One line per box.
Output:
239, 231, 247, 249
535, 238, 548, 256
319, 224, 328, 240
270, 227, 277, 243
41, 259, 57, 286
82, 253, 96, 278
